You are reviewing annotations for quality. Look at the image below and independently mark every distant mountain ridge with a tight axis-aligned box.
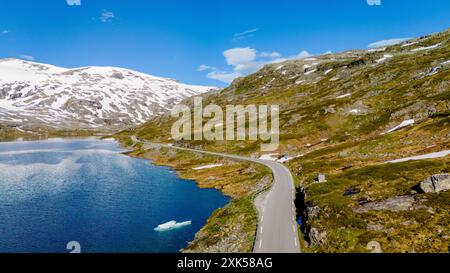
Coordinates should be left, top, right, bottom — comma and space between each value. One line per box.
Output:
0, 59, 216, 131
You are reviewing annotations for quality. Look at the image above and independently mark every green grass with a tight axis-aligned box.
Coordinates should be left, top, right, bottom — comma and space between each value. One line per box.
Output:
184, 196, 258, 253
303, 158, 450, 253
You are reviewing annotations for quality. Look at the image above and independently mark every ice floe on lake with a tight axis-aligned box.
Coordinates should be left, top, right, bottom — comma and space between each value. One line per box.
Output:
154, 220, 192, 232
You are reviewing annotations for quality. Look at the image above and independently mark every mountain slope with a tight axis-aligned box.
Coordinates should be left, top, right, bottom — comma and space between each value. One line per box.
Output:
134, 29, 449, 155
0, 59, 216, 131
127, 28, 450, 253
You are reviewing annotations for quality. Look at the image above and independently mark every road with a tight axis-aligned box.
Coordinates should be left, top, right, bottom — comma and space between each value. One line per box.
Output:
131, 136, 301, 253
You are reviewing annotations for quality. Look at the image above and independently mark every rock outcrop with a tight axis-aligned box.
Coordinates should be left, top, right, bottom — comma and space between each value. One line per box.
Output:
308, 227, 327, 246
353, 196, 416, 213
420, 173, 450, 193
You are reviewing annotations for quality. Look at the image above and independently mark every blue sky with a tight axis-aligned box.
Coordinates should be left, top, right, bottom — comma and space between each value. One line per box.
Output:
0, 0, 449, 86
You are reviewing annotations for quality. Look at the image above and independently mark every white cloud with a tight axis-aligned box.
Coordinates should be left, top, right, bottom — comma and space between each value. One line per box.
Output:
234, 28, 258, 37
368, 38, 410, 48
260, 51, 281, 58
66, 0, 81, 6
223, 48, 259, 73
100, 10, 115, 23
200, 47, 311, 84
293, 50, 311, 59
198, 64, 216, 72
232, 28, 258, 42
207, 71, 242, 84
19, 55, 35, 61
367, 0, 381, 6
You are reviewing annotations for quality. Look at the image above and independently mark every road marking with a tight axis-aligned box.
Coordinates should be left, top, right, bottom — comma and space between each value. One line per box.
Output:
259, 240, 263, 249
261, 216, 264, 223
292, 224, 296, 232
260, 227, 264, 234
294, 237, 298, 247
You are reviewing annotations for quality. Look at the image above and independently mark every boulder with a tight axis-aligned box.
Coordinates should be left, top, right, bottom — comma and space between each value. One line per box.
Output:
308, 227, 327, 246
306, 206, 320, 220
420, 174, 450, 193
353, 196, 415, 213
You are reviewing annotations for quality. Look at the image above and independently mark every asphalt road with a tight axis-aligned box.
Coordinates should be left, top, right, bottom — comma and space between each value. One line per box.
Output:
131, 136, 301, 253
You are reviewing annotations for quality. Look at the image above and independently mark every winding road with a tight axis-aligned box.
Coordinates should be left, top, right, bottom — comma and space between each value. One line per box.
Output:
131, 136, 301, 253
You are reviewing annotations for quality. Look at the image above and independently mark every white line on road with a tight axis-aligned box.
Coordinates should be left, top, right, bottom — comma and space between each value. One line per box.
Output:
293, 224, 296, 233
261, 216, 264, 223
259, 240, 263, 249
294, 237, 298, 247
260, 227, 264, 235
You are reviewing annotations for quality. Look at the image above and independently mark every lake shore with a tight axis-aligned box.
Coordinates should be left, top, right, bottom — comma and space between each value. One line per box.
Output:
114, 134, 273, 253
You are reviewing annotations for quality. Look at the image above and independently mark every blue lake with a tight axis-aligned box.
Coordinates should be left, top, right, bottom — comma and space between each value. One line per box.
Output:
0, 138, 229, 253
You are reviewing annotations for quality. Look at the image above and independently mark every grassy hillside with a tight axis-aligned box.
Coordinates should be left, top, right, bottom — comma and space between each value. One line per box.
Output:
119, 29, 450, 253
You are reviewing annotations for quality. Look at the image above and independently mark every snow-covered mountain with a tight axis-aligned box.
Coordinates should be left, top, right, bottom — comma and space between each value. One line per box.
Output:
0, 58, 216, 130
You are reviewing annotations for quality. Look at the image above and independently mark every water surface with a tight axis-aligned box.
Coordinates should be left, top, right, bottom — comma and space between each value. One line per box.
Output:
0, 138, 229, 253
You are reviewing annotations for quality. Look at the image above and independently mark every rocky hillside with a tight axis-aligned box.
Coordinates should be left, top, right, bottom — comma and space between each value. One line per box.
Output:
0, 59, 216, 131
130, 28, 450, 252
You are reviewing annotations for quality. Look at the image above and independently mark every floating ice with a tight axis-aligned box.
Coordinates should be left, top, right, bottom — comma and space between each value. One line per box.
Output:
154, 220, 192, 232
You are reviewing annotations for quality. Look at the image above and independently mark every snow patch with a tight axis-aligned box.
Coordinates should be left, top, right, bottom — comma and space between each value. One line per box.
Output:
411, 43, 441, 52
259, 154, 279, 161
388, 150, 450, 164
401, 41, 419, 47
375, 54, 393, 63
0, 59, 216, 128
277, 155, 304, 163
337, 93, 351, 99
385, 119, 415, 134
192, 164, 223, 170
324, 69, 333, 75
304, 69, 317, 76
368, 47, 386, 53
